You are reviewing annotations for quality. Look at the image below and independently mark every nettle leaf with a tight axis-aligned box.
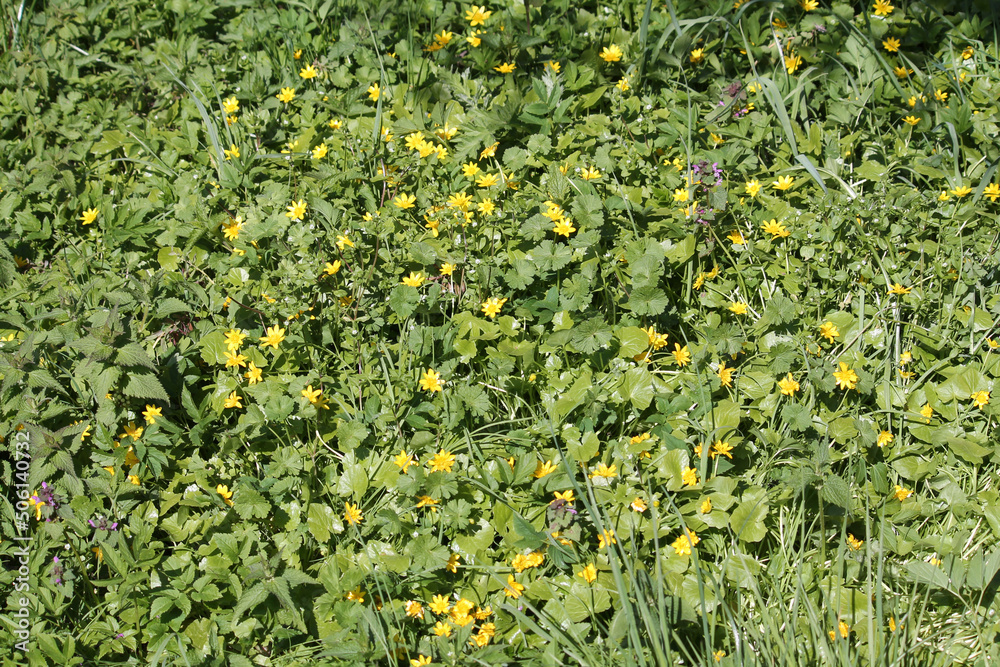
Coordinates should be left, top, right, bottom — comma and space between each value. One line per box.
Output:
627, 286, 669, 316
123, 372, 170, 401
115, 342, 155, 369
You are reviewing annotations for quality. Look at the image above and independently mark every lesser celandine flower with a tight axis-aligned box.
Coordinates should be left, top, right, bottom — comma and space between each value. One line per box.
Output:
367, 83, 380, 101
833, 362, 859, 390
672, 343, 692, 366
778, 373, 800, 396
224, 392, 243, 409
216, 484, 234, 506
299, 64, 317, 79
494, 62, 516, 73
873, 0, 893, 16
504, 574, 524, 598
971, 390, 990, 409
344, 502, 363, 525
671, 529, 700, 555
259, 325, 286, 349
481, 296, 507, 318
894, 485, 912, 501
819, 321, 840, 342
428, 449, 456, 473
419, 368, 443, 392
883, 36, 900, 52
903, 115, 920, 126
729, 302, 748, 315
401, 272, 424, 287
772, 175, 794, 190
745, 179, 761, 197
465, 4, 491, 25
599, 44, 623, 62
276, 87, 295, 103
80, 208, 99, 225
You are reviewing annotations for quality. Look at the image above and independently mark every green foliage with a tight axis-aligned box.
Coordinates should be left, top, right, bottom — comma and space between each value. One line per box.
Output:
2, 0, 1000, 665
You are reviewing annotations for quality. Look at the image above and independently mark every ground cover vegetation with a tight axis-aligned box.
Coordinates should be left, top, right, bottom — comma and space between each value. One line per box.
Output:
1, 0, 1000, 664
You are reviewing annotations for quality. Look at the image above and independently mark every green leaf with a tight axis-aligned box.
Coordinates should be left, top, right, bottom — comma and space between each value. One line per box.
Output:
388, 285, 419, 320
616, 326, 649, 357
115, 343, 155, 369
123, 372, 169, 401
234, 485, 271, 519
232, 582, 268, 621
821, 474, 851, 509
336, 420, 368, 450
730, 493, 768, 542
627, 286, 669, 316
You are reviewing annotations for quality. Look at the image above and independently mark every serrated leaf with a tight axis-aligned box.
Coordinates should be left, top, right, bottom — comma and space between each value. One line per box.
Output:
115, 343, 155, 369
232, 581, 268, 621
234, 485, 271, 519
154, 297, 190, 318
821, 474, 851, 509
389, 285, 419, 319
123, 372, 169, 401
627, 286, 669, 316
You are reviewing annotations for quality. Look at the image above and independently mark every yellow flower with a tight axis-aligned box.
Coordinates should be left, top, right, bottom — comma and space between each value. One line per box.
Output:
873, 0, 894, 16
300, 385, 322, 405
983, 183, 1000, 202
577, 563, 598, 583
591, 462, 618, 479
894, 485, 912, 501
887, 283, 911, 295
286, 199, 307, 220
120, 422, 144, 441
800, 0, 818, 9
903, 115, 920, 126
761, 219, 790, 238
405, 600, 424, 619
446, 553, 461, 573
581, 166, 601, 180
599, 44, 623, 62
223, 96, 239, 113
504, 574, 525, 598
419, 368, 444, 392
883, 36, 900, 52
480, 142, 499, 160
689, 48, 704, 64
428, 449, 456, 473
329, 118, 342, 130
833, 362, 859, 390
729, 302, 748, 315
336, 234, 354, 250
894, 66, 913, 78
745, 179, 761, 197
934, 89, 948, 102
631, 497, 648, 512
344, 502, 363, 525
465, 4, 492, 25
672, 343, 692, 367
225, 351, 248, 369
462, 162, 481, 179
293, 49, 302, 59
276, 87, 295, 103
553, 490, 575, 503
224, 391, 243, 409
553, 218, 577, 238
971, 390, 990, 409
223, 144, 240, 161
221, 215, 244, 241
299, 64, 317, 79
429, 595, 450, 614
245, 362, 263, 385
717, 361, 734, 388
142, 405, 162, 424
259, 325, 286, 349
643, 326, 669, 349
224, 330, 247, 354
598, 529, 616, 548
481, 296, 507, 319
366, 83, 382, 101
700, 497, 712, 514
819, 321, 840, 342
877, 430, 894, 447
217, 484, 234, 506
533, 460, 557, 479
778, 373, 800, 396
673, 188, 690, 203
938, 190, 950, 201
80, 208, 99, 225
712, 440, 734, 459
477, 198, 495, 215
324, 260, 341, 276
494, 62, 516, 74
920, 404, 934, 422
847, 533, 863, 550
785, 53, 802, 74
401, 271, 424, 287
727, 230, 746, 245
466, 29, 484, 47
616, 77, 630, 92
671, 529, 700, 555
311, 143, 328, 159
344, 586, 364, 603
440, 262, 456, 276
681, 466, 699, 487
951, 185, 972, 198
714, 650, 726, 662
475, 172, 499, 187
772, 175, 794, 191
